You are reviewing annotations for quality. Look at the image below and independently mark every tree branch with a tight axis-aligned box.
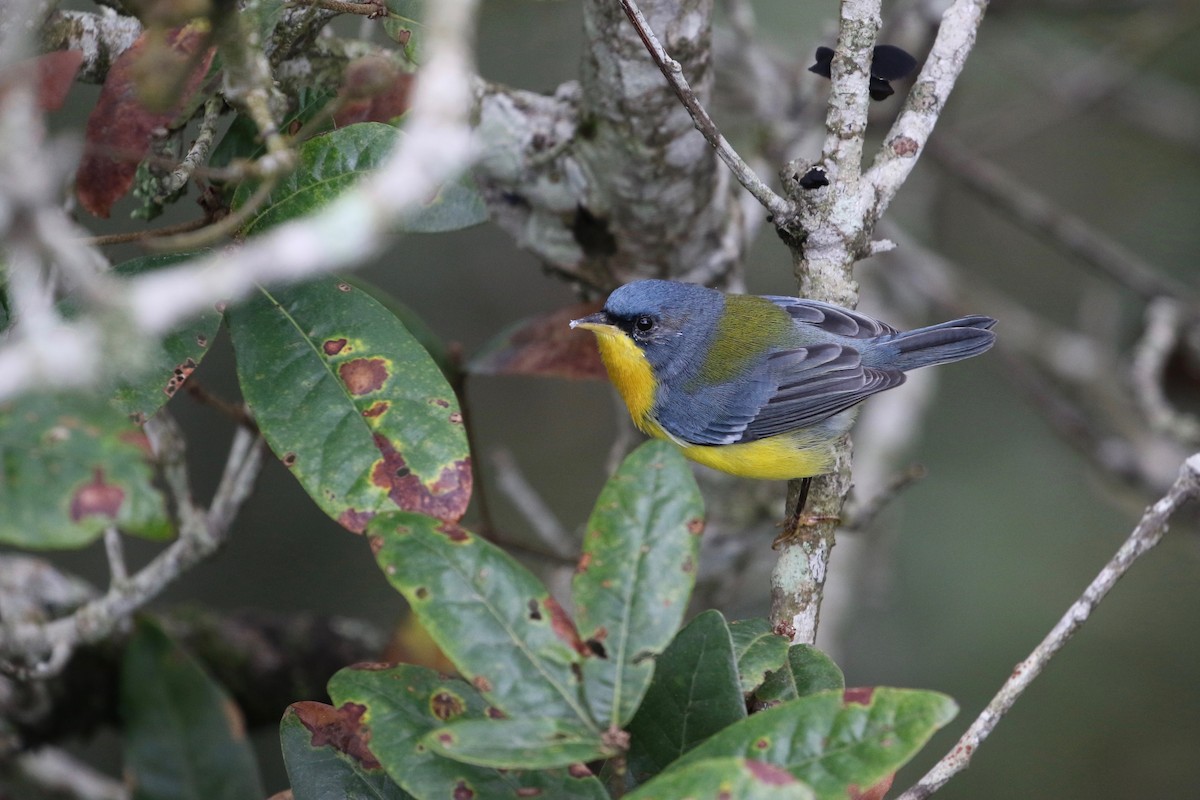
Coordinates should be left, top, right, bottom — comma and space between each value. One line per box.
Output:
896, 451, 1200, 800
617, 0, 792, 220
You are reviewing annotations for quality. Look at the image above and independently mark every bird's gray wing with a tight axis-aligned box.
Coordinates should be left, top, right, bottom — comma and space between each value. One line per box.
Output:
760, 296, 900, 338
734, 344, 904, 442
660, 342, 903, 446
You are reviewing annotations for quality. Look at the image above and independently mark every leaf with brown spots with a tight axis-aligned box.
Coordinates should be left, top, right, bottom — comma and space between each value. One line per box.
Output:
571, 441, 704, 729
423, 718, 613, 770
367, 511, 597, 729
624, 758, 811, 800
104, 251, 224, 421
468, 301, 607, 380
121, 619, 264, 800
0, 392, 170, 549
76, 24, 216, 218
622, 757, 815, 800
228, 276, 471, 532
233, 122, 486, 236
668, 688, 958, 798
328, 662, 607, 800
281, 701, 414, 800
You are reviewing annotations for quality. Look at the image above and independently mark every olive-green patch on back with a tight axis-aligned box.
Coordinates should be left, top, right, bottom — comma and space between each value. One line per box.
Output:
693, 295, 792, 385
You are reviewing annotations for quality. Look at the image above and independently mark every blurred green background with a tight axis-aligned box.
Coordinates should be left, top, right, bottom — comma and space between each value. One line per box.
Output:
41, 0, 1200, 797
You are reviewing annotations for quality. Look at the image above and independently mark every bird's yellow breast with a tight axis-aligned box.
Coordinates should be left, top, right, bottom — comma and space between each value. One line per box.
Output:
588, 325, 835, 480
679, 432, 834, 480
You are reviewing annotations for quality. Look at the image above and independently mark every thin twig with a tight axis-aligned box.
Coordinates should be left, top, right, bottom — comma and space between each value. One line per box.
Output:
863, 0, 989, 222
292, 0, 387, 18
153, 95, 225, 205
843, 463, 926, 532
186, 382, 260, 433
102, 527, 128, 586
15, 747, 129, 800
895, 451, 1200, 800
83, 216, 212, 247
618, 0, 793, 221
490, 449, 572, 558
146, 174, 279, 251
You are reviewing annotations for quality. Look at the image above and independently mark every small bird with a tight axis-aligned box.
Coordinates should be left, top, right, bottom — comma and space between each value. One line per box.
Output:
571, 280, 995, 488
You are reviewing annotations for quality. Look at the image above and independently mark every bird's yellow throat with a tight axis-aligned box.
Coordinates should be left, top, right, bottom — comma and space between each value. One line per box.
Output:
577, 323, 658, 431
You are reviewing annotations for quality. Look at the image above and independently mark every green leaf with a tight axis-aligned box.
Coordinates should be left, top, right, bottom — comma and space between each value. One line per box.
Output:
571, 440, 704, 728
210, 87, 336, 174
729, 618, 789, 696
343, 276, 457, 383
281, 702, 416, 800
673, 688, 958, 799
0, 393, 170, 548
120, 618, 263, 800
626, 757, 816, 800
397, 173, 487, 233
382, 0, 423, 61
367, 511, 597, 727
755, 644, 844, 706
108, 252, 223, 421
424, 718, 613, 769
328, 662, 608, 800
234, 122, 485, 235
227, 277, 470, 531
627, 610, 745, 782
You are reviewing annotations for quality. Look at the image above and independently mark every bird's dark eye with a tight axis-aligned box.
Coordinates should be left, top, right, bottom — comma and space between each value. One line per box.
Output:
634, 316, 655, 333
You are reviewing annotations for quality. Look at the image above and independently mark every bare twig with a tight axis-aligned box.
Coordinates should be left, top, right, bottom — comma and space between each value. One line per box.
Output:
152, 95, 224, 206
293, 0, 387, 18
102, 527, 128, 586
617, 0, 792, 221
15, 747, 128, 800
863, 0, 989, 222
896, 452, 1200, 800
490, 449, 572, 558
83, 216, 211, 246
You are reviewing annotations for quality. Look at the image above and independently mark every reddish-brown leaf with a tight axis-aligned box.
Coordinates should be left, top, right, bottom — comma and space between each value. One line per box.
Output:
469, 301, 607, 380
333, 57, 413, 127
0, 51, 84, 112
76, 26, 215, 218
290, 700, 381, 770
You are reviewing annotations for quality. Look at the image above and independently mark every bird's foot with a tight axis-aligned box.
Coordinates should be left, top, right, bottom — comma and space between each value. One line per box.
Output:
772, 514, 841, 549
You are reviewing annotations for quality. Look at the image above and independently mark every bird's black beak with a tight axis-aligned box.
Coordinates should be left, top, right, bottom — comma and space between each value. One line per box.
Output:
569, 311, 613, 331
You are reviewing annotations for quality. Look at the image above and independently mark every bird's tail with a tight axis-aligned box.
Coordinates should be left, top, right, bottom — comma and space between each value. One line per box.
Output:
884, 315, 997, 372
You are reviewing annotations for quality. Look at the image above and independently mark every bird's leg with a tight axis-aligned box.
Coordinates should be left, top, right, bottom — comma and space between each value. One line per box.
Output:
773, 476, 840, 548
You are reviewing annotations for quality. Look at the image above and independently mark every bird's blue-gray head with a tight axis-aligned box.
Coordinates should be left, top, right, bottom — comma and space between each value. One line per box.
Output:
583, 280, 723, 377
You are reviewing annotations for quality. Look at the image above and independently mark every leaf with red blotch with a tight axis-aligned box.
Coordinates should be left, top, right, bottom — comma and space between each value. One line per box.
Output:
468, 301, 607, 380
281, 702, 415, 800
76, 25, 215, 218
332, 58, 413, 127
0, 51, 83, 112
